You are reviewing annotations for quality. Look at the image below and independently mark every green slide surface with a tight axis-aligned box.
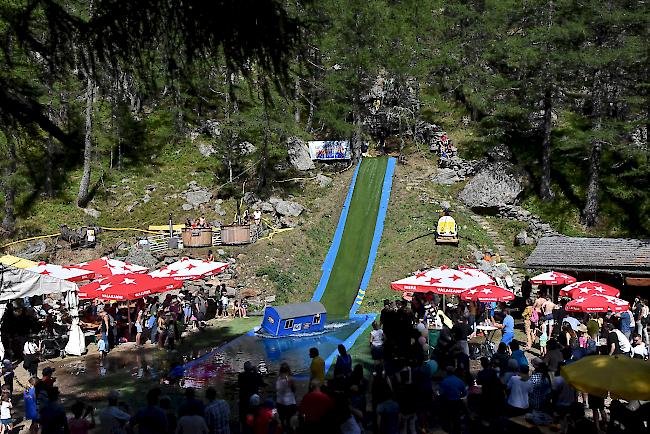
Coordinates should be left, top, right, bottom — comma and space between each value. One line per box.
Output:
320, 157, 388, 318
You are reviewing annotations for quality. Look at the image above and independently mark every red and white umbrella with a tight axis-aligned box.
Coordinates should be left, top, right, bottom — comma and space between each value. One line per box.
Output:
27, 262, 95, 282
559, 281, 620, 299
79, 274, 183, 300
531, 271, 577, 286
391, 266, 494, 295
565, 294, 630, 313
148, 257, 229, 281
460, 284, 515, 303
73, 257, 148, 278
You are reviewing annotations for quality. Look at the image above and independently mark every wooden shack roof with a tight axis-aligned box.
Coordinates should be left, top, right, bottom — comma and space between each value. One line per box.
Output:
525, 237, 650, 275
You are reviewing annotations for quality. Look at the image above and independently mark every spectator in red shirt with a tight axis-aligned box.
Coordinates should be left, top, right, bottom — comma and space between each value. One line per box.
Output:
299, 381, 334, 434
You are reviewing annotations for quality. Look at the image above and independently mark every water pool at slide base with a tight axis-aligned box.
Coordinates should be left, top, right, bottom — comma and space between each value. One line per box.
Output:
183, 318, 370, 387
182, 157, 395, 386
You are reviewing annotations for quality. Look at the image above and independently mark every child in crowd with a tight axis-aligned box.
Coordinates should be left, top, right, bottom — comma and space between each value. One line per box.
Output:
98, 335, 108, 365
1, 361, 13, 396
0, 391, 12, 434
539, 328, 548, 357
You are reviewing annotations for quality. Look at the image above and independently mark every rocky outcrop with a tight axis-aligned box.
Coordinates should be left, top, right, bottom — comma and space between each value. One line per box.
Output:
197, 142, 217, 157
496, 204, 560, 241
269, 197, 304, 217
458, 161, 528, 212
431, 156, 478, 185
181, 181, 212, 210
286, 137, 314, 171
316, 174, 333, 188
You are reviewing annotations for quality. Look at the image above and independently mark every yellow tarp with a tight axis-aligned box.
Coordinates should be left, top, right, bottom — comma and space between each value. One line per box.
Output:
148, 225, 185, 231
561, 355, 650, 399
437, 216, 457, 235
0, 255, 37, 269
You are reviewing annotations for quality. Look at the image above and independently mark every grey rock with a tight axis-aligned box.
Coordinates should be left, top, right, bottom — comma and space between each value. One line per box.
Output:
204, 119, 221, 137
238, 141, 256, 155
279, 216, 298, 228
243, 192, 260, 205
181, 203, 194, 211
274, 200, 304, 217
268, 197, 281, 205
126, 201, 139, 213
124, 247, 158, 269
253, 201, 274, 212
214, 202, 226, 216
432, 168, 463, 185
316, 174, 333, 188
440, 200, 452, 211
145, 185, 156, 192
286, 137, 314, 171
198, 142, 217, 157
217, 249, 226, 256
458, 162, 528, 212
514, 230, 534, 246
215, 199, 223, 205
184, 190, 212, 208
486, 144, 513, 162
142, 194, 151, 204
18, 240, 46, 259
82, 207, 101, 219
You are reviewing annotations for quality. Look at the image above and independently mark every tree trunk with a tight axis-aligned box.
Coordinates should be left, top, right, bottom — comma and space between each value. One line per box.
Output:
581, 139, 601, 227
2, 135, 17, 232
351, 107, 363, 164
77, 73, 94, 207
294, 73, 301, 124
540, 86, 555, 200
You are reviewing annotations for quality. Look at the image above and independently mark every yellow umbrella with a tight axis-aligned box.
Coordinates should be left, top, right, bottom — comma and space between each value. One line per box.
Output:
0, 255, 37, 269
561, 355, 650, 400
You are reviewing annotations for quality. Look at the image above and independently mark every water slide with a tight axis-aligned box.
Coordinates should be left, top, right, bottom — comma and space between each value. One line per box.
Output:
182, 157, 396, 382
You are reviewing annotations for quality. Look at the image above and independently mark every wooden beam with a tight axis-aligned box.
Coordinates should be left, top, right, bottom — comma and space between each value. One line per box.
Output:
625, 277, 650, 287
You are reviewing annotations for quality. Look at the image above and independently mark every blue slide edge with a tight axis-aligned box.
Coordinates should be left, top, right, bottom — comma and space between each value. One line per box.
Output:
311, 161, 362, 302
323, 313, 377, 374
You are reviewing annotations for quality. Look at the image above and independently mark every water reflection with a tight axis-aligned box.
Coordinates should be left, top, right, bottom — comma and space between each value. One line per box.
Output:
183, 319, 365, 388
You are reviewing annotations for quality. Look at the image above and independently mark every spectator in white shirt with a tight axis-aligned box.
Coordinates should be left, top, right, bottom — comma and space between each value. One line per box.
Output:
506, 365, 532, 416
630, 333, 648, 359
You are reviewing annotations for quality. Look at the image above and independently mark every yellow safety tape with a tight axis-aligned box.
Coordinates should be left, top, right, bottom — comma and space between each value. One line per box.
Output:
99, 227, 161, 235
1, 233, 60, 249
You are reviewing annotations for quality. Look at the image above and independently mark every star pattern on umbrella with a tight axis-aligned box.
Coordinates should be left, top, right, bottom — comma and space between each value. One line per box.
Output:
481, 288, 492, 294
579, 288, 592, 294
574, 297, 586, 303
122, 278, 137, 285
186, 264, 197, 271
415, 272, 426, 279
592, 286, 606, 293
168, 270, 178, 276
40, 270, 51, 275
467, 289, 478, 295
450, 274, 462, 281
99, 283, 112, 291
427, 278, 441, 284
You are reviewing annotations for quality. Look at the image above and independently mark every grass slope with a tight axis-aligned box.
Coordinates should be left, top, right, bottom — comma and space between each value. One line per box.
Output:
319, 157, 388, 318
